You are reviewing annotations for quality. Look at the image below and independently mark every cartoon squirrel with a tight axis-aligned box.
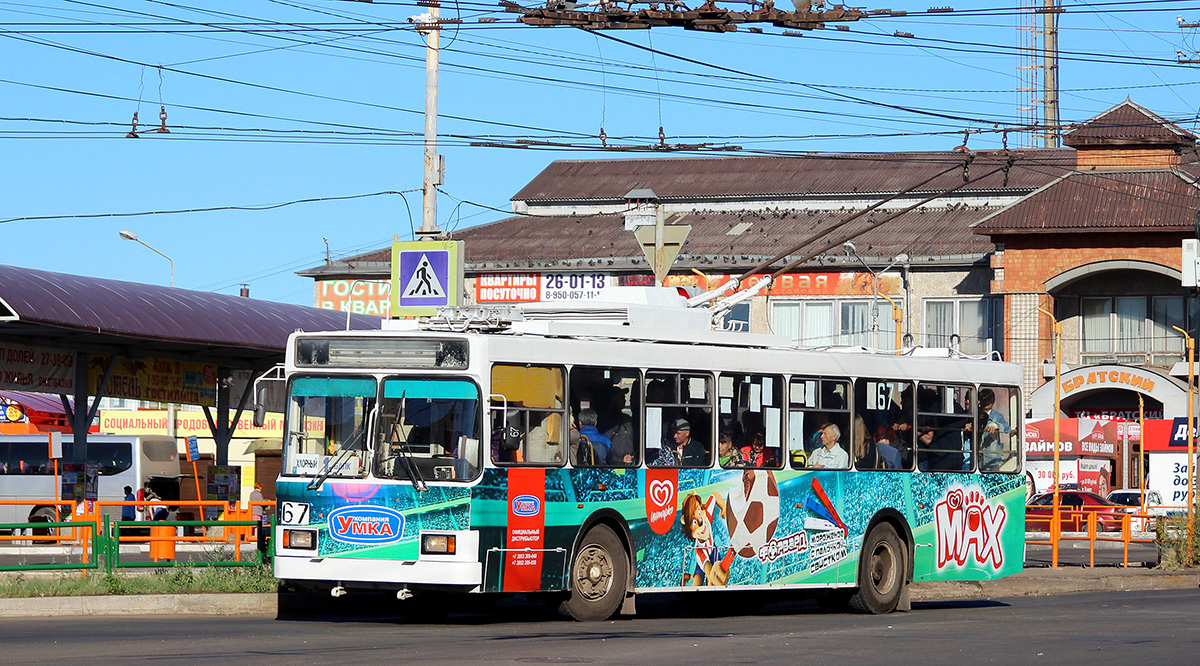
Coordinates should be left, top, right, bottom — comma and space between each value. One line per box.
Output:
679, 491, 735, 586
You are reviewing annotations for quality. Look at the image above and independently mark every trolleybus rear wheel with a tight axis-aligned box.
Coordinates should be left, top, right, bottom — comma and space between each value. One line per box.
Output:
559, 524, 628, 622
848, 522, 905, 614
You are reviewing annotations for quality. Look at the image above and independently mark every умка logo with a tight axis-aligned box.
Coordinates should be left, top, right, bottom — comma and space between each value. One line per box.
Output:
512, 494, 541, 517
327, 505, 405, 545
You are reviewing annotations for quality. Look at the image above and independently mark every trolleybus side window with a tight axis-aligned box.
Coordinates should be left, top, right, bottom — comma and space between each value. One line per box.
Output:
568, 366, 641, 468
283, 376, 374, 478
915, 384, 975, 472
853, 379, 915, 471
375, 377, 482, 482
978, 385, 1020, 473
490, 364, 567, 466
718, 373, 783, 469
645, 371, 713, 468
788, 377, 851, 470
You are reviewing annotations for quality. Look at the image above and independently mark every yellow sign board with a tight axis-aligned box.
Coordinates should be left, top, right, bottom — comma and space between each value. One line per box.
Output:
99, 409, 286, 438
90, 356, 217, 407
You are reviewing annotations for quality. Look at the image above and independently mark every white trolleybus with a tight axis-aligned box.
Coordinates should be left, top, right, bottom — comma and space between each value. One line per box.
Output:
0, 434, 180, 530
271, 287, 1024, 620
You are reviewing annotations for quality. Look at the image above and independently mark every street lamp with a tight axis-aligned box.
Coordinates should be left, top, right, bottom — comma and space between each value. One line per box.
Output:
118, 230, 174, 287
1039, 306, 1063, 567
842, 242, 908, 351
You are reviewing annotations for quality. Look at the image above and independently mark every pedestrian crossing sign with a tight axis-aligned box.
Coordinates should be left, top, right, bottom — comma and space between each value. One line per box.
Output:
390, 240, 464, 317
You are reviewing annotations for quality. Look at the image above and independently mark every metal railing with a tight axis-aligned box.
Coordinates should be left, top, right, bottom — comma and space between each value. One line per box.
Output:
1025, 502, 1160, 567
0, 499, 275, 573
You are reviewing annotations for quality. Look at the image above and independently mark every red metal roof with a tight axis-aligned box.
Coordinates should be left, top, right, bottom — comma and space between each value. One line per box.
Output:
511, 151, 1073, 203
452, 203, 1001, 269
1063, 100, 1197, 148
972, 170, 1200, 234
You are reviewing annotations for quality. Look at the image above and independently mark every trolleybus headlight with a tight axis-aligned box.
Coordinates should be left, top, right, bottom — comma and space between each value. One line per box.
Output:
421, 533, 456, 555
283, 529, 316, 550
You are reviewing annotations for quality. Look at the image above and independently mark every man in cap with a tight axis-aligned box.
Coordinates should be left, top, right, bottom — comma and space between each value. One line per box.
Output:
655, 418, 706, 467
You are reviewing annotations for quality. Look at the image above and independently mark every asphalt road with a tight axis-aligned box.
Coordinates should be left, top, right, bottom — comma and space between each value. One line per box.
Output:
3, 588, 1198, 665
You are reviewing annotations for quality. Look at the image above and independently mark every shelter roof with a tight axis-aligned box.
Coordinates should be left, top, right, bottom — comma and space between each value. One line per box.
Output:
0, 390, 70, 415
0, 264, 380, 369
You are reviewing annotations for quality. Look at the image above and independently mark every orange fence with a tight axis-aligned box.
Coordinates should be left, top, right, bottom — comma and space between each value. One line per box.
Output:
0, 498, 275, 573
1025, 503, 1158, 567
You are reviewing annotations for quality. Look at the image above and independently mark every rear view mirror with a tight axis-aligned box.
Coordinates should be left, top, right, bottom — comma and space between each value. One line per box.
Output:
253, 386, 267, 427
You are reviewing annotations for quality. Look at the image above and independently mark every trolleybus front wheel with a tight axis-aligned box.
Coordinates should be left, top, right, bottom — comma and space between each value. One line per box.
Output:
559, 524, 628, 622
848, 522, 905, 614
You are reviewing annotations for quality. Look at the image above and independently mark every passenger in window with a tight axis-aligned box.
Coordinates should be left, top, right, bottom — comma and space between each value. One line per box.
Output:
740, 432, 776, 468
655, 419, 705, 467
718, 431, 747, 468
977, 389, 1012, 471
577, 408, 610, 466
915, 426, 936, 471
873, 424, 903, 469
809, 423, 849, 469
852, 415, 877, 470
601, 388, 636, 465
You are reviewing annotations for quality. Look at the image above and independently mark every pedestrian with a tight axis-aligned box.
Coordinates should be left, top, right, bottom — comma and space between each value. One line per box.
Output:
121, 485, 136, 522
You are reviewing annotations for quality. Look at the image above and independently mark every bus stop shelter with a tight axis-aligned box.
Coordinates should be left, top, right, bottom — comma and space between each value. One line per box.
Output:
0, 264, 380, 464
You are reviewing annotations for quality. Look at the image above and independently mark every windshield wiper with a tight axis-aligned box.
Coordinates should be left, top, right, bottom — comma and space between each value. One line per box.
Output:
308, 445, 355, 491
387, 391, 428, 493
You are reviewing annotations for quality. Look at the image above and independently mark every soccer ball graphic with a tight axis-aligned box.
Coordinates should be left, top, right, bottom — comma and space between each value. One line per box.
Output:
725, 470, 780, 558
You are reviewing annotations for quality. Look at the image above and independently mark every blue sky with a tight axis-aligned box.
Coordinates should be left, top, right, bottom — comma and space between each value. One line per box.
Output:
2, 0, 1198, 305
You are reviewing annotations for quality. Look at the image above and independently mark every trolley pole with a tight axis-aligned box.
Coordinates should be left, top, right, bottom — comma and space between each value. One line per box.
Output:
1040, 306, 1062, 566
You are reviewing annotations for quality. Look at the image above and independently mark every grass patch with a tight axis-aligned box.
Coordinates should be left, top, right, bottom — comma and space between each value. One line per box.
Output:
1155, 507, 1200, 570
0, 564, 278, 598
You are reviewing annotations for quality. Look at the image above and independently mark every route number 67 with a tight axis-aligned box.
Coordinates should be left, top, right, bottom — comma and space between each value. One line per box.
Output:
280, 502, 310, 525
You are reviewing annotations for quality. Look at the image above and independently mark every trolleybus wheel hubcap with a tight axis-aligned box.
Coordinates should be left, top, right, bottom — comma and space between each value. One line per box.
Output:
576, 544, 613, 601
869, 540, 897, 594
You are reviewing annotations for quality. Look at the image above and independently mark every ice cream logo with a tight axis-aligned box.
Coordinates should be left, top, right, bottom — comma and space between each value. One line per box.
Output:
644, 468, 678, 535
934, 486, 1006, 569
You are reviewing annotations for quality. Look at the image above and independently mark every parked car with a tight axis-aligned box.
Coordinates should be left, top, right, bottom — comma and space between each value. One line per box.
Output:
1026, 491, 1124, 532
1106, 489, 1166, 516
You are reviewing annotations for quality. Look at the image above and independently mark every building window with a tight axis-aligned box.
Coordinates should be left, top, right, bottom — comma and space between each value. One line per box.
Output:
923, 299, 1001, 355
1081, 296, 1193, 365
771, 300, 896, 349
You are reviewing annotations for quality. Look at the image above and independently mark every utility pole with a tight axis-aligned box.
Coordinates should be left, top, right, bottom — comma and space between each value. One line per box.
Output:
1042, 0, 1060, 148
419, 3, 442, 237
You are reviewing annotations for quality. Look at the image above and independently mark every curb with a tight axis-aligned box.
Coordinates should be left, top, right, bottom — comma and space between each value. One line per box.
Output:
1, 570, 1196, 618
911, 570, 1200, 602
0, 592, 276, 618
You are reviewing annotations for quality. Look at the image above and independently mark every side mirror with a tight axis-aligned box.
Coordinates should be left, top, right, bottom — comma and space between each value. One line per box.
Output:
252, 387, 267, 428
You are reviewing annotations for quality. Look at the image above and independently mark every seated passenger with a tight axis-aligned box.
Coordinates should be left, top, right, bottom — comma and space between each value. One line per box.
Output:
809, 423, 849, 469
739, 432, 776, 467
654, 419, 706, 467
719, 431, 747, 468
576, 408, 610, 465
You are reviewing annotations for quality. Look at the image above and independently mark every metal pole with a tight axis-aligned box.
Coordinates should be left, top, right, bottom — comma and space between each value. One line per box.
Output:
1175, 325, 1195, 556
1039, 306, 1061, 566
654, 203, 665, 285
1139, 394, 1146, 523
879, 292, 903, 353
420, 6, 441, 236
